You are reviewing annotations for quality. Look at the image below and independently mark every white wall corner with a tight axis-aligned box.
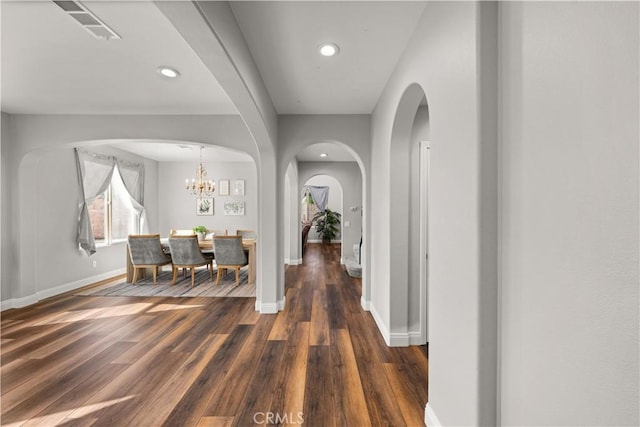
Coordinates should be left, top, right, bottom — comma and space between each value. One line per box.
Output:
277, 296, 286, 311
425, 403, 442, 427
369, 302, 391, 346
360, 295, 371, 311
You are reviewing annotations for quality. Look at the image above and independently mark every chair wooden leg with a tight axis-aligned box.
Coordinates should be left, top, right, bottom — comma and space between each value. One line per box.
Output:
132, 267, 139, 285
235, 267, 240, 286
171, 267, 178, 285
191, 268, 196, 287
209, 262, 214, 281
153, 266, 158, 284
215, 267, 222, 286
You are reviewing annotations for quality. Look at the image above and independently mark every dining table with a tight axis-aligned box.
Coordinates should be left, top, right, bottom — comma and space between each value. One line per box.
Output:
125, 237, 256, 285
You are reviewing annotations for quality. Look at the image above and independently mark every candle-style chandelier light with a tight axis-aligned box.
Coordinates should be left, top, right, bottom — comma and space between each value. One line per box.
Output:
185, 146, 215, 197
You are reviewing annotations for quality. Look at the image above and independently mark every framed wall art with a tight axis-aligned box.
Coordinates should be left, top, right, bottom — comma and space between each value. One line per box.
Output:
232, 179, 245, 196
197, 198, 214, 216
219, 179, 230, 196
224, 200, 245, 216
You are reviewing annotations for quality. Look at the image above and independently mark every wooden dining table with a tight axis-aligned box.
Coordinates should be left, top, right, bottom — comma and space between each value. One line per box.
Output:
125, 238, 256, 285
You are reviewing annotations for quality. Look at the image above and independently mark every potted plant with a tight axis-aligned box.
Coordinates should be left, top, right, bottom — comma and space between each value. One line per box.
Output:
312, 208, 342, 244
192, 225, 207, 241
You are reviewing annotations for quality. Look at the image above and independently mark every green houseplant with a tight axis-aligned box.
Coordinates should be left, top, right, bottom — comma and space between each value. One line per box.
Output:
192, 225, 207, 240
312, 208, 342, 243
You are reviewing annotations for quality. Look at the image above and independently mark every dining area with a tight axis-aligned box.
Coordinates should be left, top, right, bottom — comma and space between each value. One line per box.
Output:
125, 229, 257, 289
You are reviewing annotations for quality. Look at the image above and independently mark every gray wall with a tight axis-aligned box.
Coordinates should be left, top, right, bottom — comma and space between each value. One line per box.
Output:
371, 2, 489, 424
1, 114, 8, 302
158, 161, 257, 236
32, 146, 159, 297
499, 2, 639, 425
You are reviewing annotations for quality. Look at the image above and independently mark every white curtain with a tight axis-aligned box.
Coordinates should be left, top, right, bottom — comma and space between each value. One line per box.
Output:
75, 149, 116, 255
75, 148, 148, 255
309, 185, 329, 212
116, 158, 149, 234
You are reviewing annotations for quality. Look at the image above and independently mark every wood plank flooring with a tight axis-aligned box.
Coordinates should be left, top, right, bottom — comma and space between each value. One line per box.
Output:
1, 243, 428, 426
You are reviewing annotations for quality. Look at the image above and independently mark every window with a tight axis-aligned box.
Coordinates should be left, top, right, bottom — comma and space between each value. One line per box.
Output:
89, 168, 138, 245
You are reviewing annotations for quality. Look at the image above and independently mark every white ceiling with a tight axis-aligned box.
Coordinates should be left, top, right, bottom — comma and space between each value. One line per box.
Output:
295, 142, 357, 162
109, 141, 253, 163
230, 1, 427, 114
1, 1, 426, 162
0, 0, 237, 115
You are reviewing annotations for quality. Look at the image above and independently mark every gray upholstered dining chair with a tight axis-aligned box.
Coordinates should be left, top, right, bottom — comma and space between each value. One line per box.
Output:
213, 235, 249, 286
235, 229, 257, 240
168, 235, 213, 287
127, 234, 172, 285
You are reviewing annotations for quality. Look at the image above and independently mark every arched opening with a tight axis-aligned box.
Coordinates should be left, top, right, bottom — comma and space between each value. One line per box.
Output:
282, 140, 366, 307
17, 138, 257, 302
301, 174, 344, 244
389, 83, 430, 345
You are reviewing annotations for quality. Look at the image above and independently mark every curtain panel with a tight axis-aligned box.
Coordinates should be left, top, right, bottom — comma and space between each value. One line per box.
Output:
75, 148, 147, 255
309, 185, 329, 212
117, 158, 149, 235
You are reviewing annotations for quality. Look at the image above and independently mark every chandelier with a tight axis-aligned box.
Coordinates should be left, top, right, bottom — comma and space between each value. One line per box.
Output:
185, 146, 215, 197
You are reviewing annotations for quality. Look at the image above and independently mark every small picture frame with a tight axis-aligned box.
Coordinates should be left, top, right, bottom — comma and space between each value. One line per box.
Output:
219, 179, 230, 196
232, 179, 245, 196
224, 200, 245, 216
197, 198, 214, 216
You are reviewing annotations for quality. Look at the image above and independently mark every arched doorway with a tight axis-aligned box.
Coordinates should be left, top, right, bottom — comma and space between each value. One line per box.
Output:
282, 140, 366, 307
16, 137, 257, 304
389, 83, 430, 345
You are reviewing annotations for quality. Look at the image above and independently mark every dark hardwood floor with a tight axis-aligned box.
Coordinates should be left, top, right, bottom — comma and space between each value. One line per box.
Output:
1, 243, 428, 426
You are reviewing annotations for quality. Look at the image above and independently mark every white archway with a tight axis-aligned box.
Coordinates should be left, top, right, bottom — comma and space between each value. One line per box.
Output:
389, 83, 430, 345
282, 139, 366, 309
10, 119, 259, 308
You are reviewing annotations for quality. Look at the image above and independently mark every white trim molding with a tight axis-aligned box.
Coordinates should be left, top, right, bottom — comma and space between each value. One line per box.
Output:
425, 403, 442, 427
360, 296, 371, 311
256, 301, 278, 314
1, 268, 125, 312
369, 302, 391, 346
389, 331, 426, 347
285, 258, 302, 265
277, 296, 286, 311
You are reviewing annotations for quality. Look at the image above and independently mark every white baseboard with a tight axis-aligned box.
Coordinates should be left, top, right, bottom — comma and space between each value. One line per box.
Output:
360, 296, 370, 311
368, 302, 425, 347
256, 300, 279, 314
277, 296, 286, 311
425, 403, 442, 427
1, 268, 125, 312
1, 294, 37, 311
285, 258, 302, 265
369, 302, 391, 346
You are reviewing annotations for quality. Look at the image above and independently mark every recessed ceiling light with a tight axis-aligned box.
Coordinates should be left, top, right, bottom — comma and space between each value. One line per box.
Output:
157, 66, 180, 78
320, 153, 328, 158
318, 43, 339, 57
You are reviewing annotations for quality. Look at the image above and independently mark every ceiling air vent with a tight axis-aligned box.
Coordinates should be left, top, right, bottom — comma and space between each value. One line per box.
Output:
53, 0, 120, 40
